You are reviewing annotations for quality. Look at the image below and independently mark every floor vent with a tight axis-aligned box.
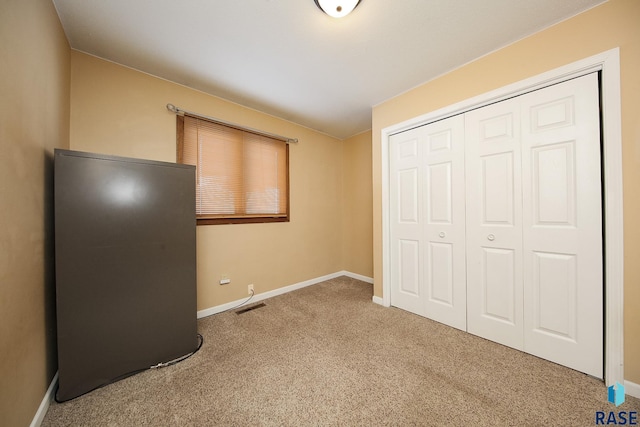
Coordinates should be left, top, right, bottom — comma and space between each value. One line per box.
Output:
236, 302, 266, 315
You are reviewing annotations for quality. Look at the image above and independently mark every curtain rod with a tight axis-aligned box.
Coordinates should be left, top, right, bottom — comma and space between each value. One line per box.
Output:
166, 104, 298, 144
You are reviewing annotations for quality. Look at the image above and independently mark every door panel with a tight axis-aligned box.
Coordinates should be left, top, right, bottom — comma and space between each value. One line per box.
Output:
427, 162, 452, 224
389, 115, 466, 329
399, 239, 421, 296
532, 251, 577, 340
466, 99, 524, 350
390, 129, 424, 315
423, 115, 467, 330
521, 73, 602, 378
481, 247, 516, 324
398, 169, 419, 223
427, 242, 454, 305
481, 152, 515, 225
532, 142, 576, 226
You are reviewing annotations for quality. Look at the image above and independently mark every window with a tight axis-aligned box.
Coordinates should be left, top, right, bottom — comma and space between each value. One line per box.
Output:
177, 115, 289, 225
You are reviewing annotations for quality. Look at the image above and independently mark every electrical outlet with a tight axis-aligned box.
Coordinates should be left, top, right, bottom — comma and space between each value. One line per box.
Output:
219, 275, 230, 285
248, 284, 254, 295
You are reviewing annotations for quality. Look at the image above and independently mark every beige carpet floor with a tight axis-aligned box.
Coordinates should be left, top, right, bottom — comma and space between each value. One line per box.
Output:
43, 276, 639, 426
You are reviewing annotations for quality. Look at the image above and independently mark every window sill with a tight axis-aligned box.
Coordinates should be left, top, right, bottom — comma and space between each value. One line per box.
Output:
196, 216, 289, 225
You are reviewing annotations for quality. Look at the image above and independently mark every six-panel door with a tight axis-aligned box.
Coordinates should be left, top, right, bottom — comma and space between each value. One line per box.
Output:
520, 73, 602, 378
465, 98, 524, 350
390, 115, 467, 330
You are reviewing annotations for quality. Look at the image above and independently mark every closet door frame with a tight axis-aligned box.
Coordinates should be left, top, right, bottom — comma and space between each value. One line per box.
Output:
379, 48, 623, 387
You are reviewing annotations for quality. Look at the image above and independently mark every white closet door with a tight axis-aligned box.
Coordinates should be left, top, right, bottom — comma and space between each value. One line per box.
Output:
422, 115, 467, 330
465, 99, 524, 350
388, 73, 603, 378
389, 127, 424, 316
389, 116, 466, 328
521, 73, 603, 378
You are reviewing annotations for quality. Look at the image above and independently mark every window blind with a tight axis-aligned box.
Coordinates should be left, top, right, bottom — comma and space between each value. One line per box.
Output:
179, 115, 289, 223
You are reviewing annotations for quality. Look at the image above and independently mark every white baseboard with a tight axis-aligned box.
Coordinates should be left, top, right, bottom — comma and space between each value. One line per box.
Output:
30, 372, 58, 427
341, 271, 374, 284
197, 271, 373, 319
624, 379, 640, 399
372, 295, 386, 306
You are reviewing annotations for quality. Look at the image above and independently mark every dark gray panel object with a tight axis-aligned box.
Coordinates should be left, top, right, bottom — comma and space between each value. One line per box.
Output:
54, 149, 197, 401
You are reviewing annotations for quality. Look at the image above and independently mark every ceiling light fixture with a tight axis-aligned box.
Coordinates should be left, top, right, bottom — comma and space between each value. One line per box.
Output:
314, 0, 361, 18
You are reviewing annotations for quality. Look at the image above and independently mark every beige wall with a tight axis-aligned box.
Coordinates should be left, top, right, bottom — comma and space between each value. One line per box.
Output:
0, 0, 70, 425
70, 52, 347, 310
372, 0, 640, 383
342, 131, 374, 278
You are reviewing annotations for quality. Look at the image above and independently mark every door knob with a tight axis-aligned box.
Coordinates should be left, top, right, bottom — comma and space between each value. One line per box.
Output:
439, 232, 446, 238
487, 234, 495, 241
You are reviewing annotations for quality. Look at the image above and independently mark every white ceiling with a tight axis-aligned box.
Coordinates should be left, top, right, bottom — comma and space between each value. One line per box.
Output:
52, 0, 605, 139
